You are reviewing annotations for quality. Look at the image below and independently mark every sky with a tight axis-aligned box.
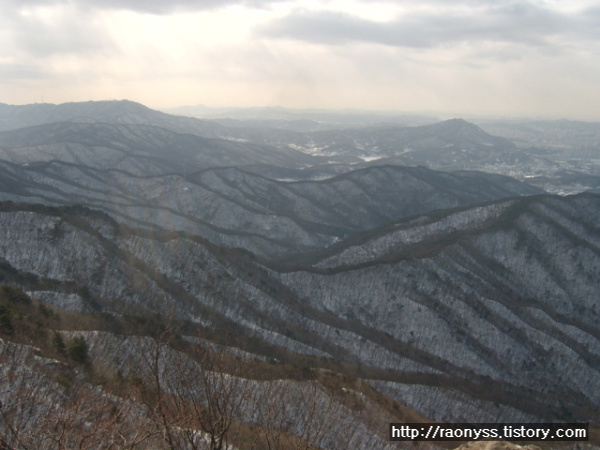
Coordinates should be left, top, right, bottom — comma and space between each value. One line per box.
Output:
1, 0, 600, 120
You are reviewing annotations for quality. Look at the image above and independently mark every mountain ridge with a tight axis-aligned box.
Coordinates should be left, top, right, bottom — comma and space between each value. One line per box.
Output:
0, 154, 542, 257
1, 100, 599, 449
0, 192, 598, 425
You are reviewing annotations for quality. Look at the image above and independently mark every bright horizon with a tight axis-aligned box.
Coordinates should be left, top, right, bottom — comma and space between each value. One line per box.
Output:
2, 0, 600, 121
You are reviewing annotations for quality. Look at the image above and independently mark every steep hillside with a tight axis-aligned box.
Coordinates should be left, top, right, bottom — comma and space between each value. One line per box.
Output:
0, 287, 420, 450
1, 101, 598, 449
0, 194, 598, 427
3, 101, 598, 196
0, 101, 523, 169
0, 111, 542, 258
268, 193, 600, 422
0, 122, 321, 173
0, 159, 541, 257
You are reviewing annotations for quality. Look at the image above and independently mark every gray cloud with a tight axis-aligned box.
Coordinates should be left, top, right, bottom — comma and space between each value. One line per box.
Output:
78, 0, 264, 14
0, 62, 47, 81
0, 8, 113, 60
16, 23, 110, 58
260, 1, 589, 50
577, 5, 600, 39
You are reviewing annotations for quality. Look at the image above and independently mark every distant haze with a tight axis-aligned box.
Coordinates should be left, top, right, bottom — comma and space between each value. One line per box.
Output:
1, 0, 600, 120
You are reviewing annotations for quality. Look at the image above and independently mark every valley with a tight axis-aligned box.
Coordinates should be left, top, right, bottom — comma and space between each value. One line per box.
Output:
0, 100, 598, 450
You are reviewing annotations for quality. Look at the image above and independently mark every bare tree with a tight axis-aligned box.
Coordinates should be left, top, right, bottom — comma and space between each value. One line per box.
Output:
0, 340, 46, 449
131, 328, 180, 450
248, 377, 342, 450
131, 325, 259, 450
0, 338, 156, 450
2, 323, 367, 450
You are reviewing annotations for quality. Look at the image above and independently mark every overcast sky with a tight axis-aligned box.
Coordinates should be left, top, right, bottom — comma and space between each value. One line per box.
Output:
1, 0, 599, 119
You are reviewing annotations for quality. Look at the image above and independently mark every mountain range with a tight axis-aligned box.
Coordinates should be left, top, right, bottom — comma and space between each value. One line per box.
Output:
0, 100, 598, 450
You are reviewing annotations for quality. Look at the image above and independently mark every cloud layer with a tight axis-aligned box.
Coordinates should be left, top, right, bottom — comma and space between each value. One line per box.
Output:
1, 0, 599, 119
3, 0, 274, 14
262, 2, 596, 50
